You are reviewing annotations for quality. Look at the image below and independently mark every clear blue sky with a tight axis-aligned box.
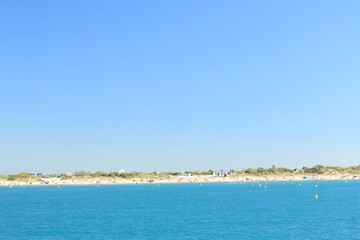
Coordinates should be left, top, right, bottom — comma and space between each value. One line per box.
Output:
1, 1, 359, 174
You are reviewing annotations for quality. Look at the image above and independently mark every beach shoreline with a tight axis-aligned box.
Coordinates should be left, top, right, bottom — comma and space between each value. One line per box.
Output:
1, 174, 358, 187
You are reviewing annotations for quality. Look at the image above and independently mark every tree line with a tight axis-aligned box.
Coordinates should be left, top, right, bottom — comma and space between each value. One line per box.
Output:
1, 165, 359, 181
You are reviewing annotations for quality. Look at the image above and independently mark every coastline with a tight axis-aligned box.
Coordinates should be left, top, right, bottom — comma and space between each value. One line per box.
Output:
1, 174, 358, 187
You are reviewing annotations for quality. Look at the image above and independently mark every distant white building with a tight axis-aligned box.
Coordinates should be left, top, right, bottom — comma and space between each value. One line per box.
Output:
118, 169, 126, 173
181, 172, 192, 177
213, 170, 228, 177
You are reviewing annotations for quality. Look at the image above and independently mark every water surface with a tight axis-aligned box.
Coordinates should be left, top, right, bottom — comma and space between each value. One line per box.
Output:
0, 180, 359, 239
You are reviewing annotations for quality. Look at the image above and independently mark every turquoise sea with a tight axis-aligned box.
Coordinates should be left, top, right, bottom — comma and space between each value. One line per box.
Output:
0, 180, 359, 240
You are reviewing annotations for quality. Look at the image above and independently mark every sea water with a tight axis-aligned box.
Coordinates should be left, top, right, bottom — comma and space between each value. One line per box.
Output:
0, 180, 359, 240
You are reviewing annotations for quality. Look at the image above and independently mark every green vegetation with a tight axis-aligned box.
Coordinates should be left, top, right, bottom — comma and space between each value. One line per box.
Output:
6, 172, 37, 181
1, 165, 359, 181
242, 165, 296, 175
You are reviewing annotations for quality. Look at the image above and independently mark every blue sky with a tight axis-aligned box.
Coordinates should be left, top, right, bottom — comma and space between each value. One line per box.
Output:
1, 1, 359, 174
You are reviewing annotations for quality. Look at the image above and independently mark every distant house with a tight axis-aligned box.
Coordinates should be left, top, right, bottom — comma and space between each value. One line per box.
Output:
212, 170, 228, 177
182, 172, 192, 177
118, 169, 126, 174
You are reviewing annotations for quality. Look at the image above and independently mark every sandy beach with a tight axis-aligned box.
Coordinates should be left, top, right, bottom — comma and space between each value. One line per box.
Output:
1, 174, 358, 187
